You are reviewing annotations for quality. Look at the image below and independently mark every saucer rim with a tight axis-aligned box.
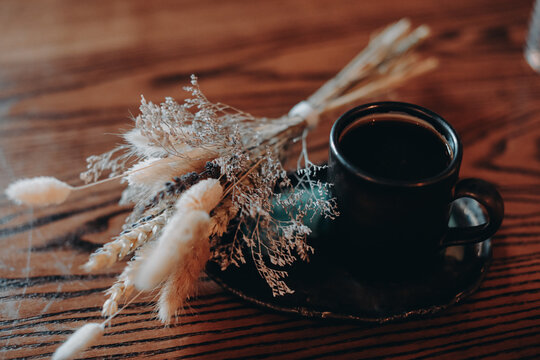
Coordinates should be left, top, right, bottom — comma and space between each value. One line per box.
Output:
206, 242, 492, 323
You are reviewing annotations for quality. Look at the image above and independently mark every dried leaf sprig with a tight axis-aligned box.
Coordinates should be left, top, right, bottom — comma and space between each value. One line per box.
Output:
3, 19, 436, 359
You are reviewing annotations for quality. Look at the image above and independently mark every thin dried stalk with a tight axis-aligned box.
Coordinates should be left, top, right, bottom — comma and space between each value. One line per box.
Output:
308, 18, 417, 107
325, 56, 438, 112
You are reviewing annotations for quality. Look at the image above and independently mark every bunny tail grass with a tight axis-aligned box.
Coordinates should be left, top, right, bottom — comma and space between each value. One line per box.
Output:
52, 323, 104, 360
157, 233, 211, 323
134, 210, 211, 291
175, 178, 223, 213
6, 177, 73, 206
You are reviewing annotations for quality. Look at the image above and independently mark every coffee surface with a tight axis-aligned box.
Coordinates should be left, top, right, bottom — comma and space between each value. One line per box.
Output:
339, 117, 451, 181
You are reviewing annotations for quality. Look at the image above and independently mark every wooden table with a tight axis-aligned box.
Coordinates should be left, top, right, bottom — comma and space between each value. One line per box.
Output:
1, 0, 539, 358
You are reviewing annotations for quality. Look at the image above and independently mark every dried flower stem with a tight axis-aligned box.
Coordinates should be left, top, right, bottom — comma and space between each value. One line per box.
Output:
308, 18, 422, 108
325, 56, 438, 112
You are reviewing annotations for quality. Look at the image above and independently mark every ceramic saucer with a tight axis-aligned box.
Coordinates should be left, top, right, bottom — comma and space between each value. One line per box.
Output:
206, 171, 491, 323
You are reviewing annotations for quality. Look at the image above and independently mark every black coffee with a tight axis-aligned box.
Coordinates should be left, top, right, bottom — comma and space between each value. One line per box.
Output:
338, 115, 452, 181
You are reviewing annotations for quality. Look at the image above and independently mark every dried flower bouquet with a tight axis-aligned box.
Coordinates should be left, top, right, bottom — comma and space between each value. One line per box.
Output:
5, 19, 435, 360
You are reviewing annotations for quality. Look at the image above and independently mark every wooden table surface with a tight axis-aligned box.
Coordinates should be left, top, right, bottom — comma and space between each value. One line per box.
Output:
1, 0, 539, 359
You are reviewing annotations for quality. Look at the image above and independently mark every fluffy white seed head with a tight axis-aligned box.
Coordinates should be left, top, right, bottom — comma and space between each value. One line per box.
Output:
125, 157, 161, 186
52, 323, 104, 360
157, 234, 210, 323
125, 148, 214, 188
134, 210, 210, 291
123, 128, 169, 158
175, 178, 223, 213
5, 177, 72, 206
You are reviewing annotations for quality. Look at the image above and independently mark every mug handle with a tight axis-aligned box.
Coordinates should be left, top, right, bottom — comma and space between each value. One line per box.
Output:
442, 178, 504, 247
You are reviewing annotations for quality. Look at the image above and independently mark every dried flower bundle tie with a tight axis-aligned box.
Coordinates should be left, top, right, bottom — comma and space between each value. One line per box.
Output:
4, 19, 435, 359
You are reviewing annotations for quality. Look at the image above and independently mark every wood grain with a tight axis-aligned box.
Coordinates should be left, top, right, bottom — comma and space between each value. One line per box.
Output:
1, 0, 539, 358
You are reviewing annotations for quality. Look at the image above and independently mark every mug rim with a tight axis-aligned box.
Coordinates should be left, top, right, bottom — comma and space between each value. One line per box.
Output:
329, 101, 463, 188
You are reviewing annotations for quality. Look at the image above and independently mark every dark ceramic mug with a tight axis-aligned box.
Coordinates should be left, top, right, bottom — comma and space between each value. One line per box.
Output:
328, 102, 504, 276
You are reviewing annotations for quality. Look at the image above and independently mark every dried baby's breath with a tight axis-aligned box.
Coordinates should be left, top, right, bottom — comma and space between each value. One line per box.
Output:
81, 145, 132, 184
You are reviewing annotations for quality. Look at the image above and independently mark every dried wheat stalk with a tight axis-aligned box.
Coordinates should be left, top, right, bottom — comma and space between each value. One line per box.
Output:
84, 211, 170, 272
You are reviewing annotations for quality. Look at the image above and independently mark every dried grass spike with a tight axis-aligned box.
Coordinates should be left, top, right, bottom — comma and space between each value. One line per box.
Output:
52, 323, 104, 360
126, 148, 214, 187
5, 177, 72, 206
123, 128, 168, 158
175, 178, 223, 213
157, 233, 210, 323
134, 210, 210, 291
